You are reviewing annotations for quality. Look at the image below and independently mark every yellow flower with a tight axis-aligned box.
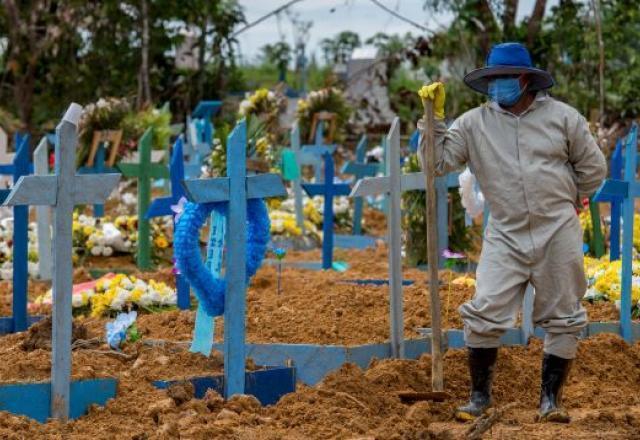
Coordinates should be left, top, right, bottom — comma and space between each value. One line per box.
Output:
82, 225, 94, 236
130, 287, 143, 302
452, 276, 476, 288
154, 235, 169, 249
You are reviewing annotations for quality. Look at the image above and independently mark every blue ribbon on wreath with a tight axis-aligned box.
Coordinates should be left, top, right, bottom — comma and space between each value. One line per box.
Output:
173, 198, 270, 317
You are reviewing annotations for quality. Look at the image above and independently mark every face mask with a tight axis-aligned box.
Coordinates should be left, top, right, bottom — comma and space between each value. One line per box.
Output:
488, 77, 525, 106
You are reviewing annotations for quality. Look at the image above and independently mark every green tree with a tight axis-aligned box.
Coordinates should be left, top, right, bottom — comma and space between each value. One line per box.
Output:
260, 41, 292, 82
320, 31, 361, 64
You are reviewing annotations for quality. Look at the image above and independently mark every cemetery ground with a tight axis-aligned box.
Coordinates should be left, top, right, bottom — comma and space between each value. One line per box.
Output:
0, 241, 638, 438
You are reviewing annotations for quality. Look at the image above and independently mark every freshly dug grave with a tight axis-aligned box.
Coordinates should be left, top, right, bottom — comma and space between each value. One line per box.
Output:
0, 334, 638, 439
0, 246, 626, 346
0, 317, 241, 384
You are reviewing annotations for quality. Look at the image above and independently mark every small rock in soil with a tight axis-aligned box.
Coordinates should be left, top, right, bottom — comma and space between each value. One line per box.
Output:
146, 397, 176, 422
203, 389, 224, 412
225, 394, 262, 414
21, 317, 88, 351
216, 408, 240, 422
166, 381, 194, 406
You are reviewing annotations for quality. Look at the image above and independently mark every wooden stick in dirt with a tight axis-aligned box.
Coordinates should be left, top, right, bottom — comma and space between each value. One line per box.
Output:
421, 98, 444, 392
465, 402, 517, 440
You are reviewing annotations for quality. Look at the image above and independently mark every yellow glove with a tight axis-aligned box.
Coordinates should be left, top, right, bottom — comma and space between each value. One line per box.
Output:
418, 82, 445, 119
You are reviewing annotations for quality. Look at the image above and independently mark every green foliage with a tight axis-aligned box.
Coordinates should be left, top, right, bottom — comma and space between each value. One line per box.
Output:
402, 154, 473, 266
0, 0, 245, 131
122, 106, 173, 152
320, 31, 361, 64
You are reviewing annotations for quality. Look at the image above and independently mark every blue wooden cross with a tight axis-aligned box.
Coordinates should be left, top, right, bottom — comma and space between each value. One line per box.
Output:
300, 121, 337, 182
77, 145, 118, 217
593, 137, 624, 261
4, 103, 120, 420
184, 101, 221, 178
341, 135, 378, 235
182, 119, 286, 398
0, 136, 33, 333
302, 153, 351, 270
593, 122, 638, 342
146, 136, 191, 310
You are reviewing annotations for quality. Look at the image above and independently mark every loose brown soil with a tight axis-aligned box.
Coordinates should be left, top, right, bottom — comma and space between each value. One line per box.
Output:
0, 334, 638, 439
0, 246, 626, 345
0, 240, 635, 438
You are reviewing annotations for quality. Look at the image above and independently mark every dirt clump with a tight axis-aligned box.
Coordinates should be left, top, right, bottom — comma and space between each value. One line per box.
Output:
20, 316, 88, 351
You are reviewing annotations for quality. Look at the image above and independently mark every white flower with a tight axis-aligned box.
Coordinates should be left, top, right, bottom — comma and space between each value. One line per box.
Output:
103, 246, 113, 257
110, 287, 130, 311
91, 246, 103, 256
272, 218, 284, 233
238, 100, 252, 116
72, 293, 84, 308
119, 276, 134, 290
122, 193, 137, 206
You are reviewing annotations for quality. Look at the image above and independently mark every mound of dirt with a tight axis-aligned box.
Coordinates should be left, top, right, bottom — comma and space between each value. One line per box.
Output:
0, 334, 637, 439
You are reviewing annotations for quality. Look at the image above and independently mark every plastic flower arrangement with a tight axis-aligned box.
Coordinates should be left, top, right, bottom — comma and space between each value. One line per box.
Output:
0, 218, 40, 279
295, 87, 351, 143
267, 191, 322, 242
72, 212, 173, 260
583, 256, 640, 317
32, 273, 177, 318
78, 97, 131, 164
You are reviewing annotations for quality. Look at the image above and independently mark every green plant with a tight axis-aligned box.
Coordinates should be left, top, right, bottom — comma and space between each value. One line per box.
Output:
121, 105, 172, 152
402, 154, 473, 266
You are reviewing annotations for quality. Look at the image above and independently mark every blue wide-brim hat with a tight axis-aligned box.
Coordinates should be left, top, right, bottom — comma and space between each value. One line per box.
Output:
464, 42, 554, 94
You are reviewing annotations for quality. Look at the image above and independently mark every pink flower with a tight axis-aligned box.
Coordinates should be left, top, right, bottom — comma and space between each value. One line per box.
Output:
442, 249, 466, 259
171, 196, 187, 224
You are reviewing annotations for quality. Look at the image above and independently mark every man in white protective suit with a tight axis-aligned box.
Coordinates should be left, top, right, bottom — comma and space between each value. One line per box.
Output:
417, 42, 607, 423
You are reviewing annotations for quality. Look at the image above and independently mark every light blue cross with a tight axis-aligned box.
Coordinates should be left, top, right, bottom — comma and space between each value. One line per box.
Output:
593, 122, 638, 342
184, 101, 221, 178
181, 119, 286, 398
3, 104, 120, 420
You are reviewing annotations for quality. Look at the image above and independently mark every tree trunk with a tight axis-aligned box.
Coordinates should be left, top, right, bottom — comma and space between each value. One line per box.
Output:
196, 20, 207, 103
502, 0, 518, 38
527, 0, 548, 46
137, 0, 152, 109
476, 0, 498, 54
591, 0, 605, 121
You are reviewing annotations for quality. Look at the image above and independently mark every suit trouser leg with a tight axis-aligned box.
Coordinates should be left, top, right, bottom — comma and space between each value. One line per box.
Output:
460, 237, 530, 348
531, 219, 587, 360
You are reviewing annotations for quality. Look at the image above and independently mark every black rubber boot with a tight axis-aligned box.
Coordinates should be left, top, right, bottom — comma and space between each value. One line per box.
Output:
537, 353, 572, 423
455, 347, 498, 421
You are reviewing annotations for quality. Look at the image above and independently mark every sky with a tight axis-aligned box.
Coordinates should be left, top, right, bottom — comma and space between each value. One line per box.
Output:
236, 0, 561, 63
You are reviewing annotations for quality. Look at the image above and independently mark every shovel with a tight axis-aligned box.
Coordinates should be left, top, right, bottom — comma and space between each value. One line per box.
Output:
399, 96, 450, 403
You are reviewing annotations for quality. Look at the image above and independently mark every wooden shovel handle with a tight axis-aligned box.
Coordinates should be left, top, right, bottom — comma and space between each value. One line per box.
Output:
421, 98, 444, 392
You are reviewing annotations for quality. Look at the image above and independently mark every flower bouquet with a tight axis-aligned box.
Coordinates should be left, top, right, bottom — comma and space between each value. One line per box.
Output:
32, 273, 177, 318
296, 87, 351, 143
584, 255, 640, 318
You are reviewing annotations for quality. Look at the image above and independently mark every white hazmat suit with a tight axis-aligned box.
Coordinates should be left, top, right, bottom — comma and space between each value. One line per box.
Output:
419, 93, 607, 359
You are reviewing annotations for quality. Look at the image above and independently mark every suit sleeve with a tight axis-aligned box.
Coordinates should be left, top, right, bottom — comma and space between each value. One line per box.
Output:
568, 114, 607, 199
417, 116, 469, 176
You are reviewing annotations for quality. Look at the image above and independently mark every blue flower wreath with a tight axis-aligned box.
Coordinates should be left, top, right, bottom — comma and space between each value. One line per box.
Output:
173, 198, 270, 317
